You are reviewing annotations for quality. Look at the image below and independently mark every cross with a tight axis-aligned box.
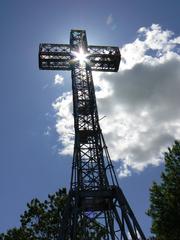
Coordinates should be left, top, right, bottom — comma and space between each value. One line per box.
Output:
39, 29, 120, 72
38, 30, 147, 240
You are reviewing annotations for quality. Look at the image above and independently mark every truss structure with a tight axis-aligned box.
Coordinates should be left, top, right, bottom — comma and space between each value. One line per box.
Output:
39, 30, 146, 240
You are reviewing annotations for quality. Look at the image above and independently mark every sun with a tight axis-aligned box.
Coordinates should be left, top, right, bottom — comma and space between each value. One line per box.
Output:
72, 47, 89, 65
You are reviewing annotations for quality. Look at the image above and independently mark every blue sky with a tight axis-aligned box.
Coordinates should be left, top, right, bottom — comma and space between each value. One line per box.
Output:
1, 0, 180, 237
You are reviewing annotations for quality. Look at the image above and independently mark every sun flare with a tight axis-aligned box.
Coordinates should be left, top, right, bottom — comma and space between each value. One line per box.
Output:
72, 47, 89, 65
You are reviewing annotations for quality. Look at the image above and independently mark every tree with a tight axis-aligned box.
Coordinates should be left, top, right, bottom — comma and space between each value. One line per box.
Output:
0, 188, 106, 239
0, 188, 67, 240
147, 140, 180, 240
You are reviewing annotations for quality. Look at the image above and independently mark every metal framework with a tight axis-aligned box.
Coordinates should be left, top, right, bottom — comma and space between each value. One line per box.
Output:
39, 30, 146, 240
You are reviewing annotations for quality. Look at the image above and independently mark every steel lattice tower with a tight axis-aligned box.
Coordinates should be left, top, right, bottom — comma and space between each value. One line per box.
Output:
39, 30, 146, 240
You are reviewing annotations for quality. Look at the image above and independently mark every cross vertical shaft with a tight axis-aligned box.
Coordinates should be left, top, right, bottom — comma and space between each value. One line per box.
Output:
39, 29, 146, 240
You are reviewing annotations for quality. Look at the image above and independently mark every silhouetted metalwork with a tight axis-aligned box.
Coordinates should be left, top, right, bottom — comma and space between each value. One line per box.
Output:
39, 30, 146, 240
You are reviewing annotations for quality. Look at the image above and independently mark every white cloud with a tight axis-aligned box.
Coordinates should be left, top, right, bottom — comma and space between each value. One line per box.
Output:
117, 163, 132, 178
121, 24, 180, 70
106, 14, 113, 25
44, 126, 51, 136
54, 74, 64, 85
106, 14, 117, 30
53, 24, 180, 177
52, 92, 74, 155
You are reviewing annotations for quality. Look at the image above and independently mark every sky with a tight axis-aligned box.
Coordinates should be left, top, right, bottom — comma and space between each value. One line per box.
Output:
0, 0, 180, 237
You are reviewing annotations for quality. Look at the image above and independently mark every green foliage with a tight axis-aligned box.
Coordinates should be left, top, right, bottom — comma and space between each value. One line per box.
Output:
0, 189, 67, 240
147, 140, 180, 240
0, 188, 107, 239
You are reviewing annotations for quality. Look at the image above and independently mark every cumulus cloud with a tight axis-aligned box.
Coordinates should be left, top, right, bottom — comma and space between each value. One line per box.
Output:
54, 74, 64, 85
53, 24, 180, 177
52, 92, 74, 155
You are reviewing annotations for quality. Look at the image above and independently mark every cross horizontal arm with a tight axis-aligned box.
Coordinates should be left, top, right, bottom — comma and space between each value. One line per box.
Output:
39, 43, 71, 70
88, 45, 121, 72
39, 43, 120, 72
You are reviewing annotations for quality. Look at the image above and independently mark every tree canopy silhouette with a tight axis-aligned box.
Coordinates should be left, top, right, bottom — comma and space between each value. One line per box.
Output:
0, 188, 106, 239
147, 140, 180, 240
